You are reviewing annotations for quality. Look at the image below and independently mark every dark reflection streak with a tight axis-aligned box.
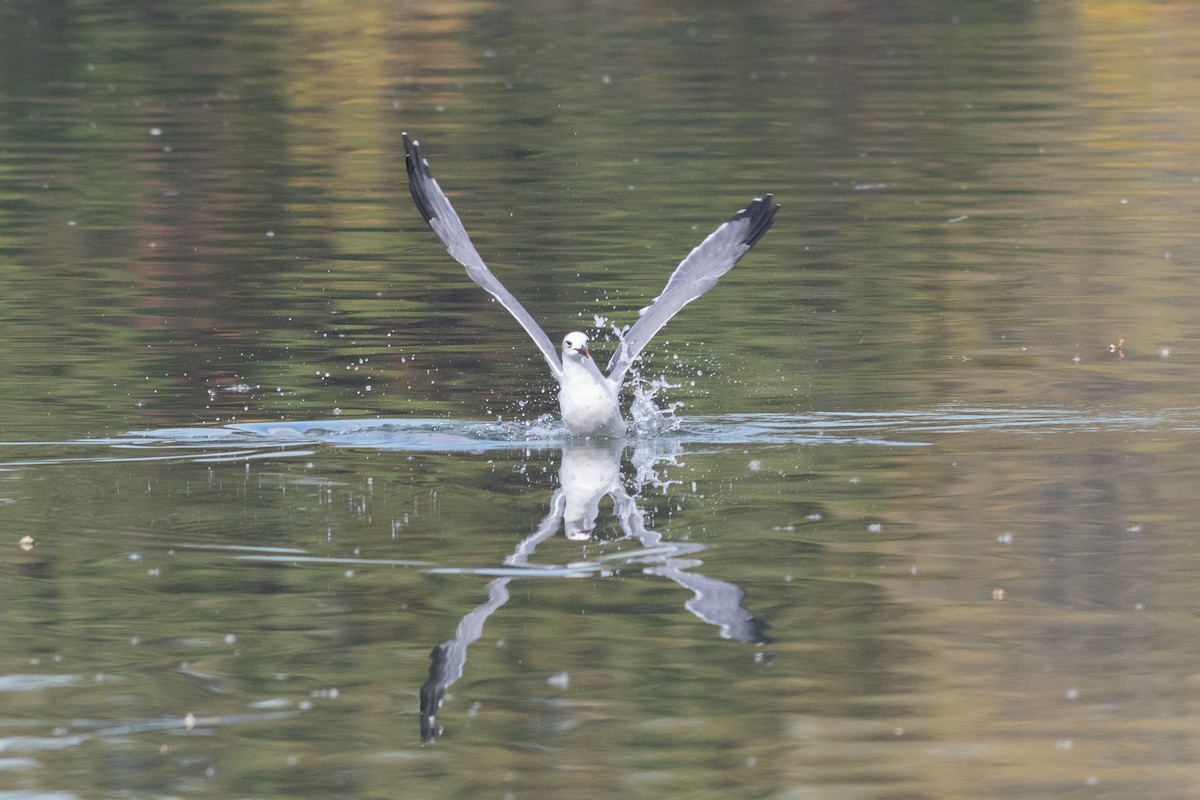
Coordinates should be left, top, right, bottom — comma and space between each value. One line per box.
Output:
419, 441, 771, 741
420, 492, 565, 742
611, 489, 774, 646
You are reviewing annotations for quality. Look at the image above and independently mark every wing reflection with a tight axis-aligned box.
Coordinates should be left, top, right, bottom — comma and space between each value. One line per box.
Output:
420, 441, 772, 741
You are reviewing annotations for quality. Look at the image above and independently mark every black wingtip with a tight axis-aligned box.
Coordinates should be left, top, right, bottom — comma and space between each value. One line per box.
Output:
737, 194, 779, 250
403, 132, 437, 225
402, 132, 417, 172
403, 132, 423, 177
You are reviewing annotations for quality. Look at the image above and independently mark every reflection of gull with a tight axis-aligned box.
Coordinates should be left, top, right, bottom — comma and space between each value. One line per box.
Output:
419, 442, 771, 740
404, 134, 778, 437
560, 440, 623, 539
419, 492, 564, 742
608, 483, 774, 646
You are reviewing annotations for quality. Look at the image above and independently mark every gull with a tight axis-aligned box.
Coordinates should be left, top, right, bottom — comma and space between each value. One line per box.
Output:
403, 133, 778, 437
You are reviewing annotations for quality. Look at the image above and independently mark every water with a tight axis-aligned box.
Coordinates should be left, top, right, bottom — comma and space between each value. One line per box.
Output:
4, 1, 1200, 798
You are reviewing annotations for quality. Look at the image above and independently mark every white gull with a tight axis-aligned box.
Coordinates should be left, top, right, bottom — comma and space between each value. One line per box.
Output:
404, 134, 778, 438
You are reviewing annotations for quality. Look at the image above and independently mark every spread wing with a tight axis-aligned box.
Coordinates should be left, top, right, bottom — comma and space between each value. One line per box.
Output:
605, 195, 778, 385
404, 133, 563, 382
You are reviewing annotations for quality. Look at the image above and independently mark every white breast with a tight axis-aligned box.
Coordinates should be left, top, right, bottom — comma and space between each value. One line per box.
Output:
558, 359, 625, 437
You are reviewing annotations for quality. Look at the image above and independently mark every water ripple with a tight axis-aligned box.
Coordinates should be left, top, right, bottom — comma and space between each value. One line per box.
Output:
0, 406, 1182, 467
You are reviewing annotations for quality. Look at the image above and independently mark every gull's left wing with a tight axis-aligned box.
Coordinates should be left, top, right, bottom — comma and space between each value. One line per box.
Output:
605, 195, 778, 386
404, 134, 563, 382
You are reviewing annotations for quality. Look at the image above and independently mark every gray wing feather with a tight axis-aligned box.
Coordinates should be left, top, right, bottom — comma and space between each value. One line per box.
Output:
605, 195, 778, 385
404, 134, 563, 382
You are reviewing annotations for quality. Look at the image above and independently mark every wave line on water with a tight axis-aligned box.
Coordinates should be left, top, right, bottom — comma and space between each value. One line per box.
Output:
0, 406, 1185, 466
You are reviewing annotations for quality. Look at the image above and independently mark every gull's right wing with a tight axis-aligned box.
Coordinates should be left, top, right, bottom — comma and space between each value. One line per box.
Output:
404, 134, 563, 382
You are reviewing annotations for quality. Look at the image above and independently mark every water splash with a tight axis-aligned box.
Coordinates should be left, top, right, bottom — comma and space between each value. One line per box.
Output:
628, 375, 683, 437
476, 414, 565, 442
593, 315, 685, 437
628, 437, 685, 494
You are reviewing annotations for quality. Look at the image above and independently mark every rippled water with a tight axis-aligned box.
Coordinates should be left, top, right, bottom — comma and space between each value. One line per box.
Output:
4, 1, 1200, 798
0, 404, 1186, 462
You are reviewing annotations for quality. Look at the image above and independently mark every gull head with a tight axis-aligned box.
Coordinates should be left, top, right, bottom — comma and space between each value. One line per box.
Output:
562, 332, 591, 361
